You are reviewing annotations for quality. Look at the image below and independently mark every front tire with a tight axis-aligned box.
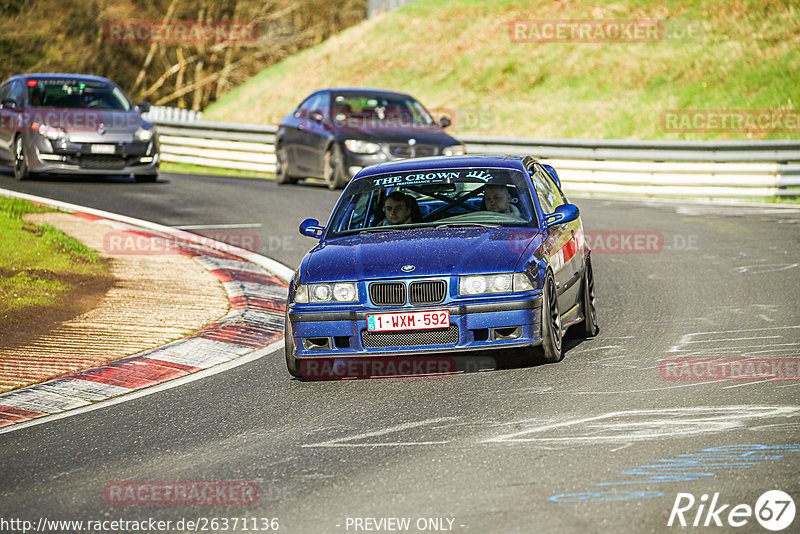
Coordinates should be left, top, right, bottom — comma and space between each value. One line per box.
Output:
14, 137, 31, 181
534, 272, 563, 363
275, 144, 298, 185
324, 144, 347, 190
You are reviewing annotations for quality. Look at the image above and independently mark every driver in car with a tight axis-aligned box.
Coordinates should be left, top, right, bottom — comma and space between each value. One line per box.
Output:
484, 184, 521, 216
380, 192, 415, 225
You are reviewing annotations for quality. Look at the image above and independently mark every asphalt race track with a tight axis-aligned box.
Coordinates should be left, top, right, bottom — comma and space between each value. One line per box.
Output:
1, 171, 799, 533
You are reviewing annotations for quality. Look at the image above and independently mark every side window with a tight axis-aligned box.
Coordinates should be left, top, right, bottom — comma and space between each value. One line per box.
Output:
530, 164, 566, 216
297, 93, 324, 117
8, 81, 24, 106
531, 168, 556, 215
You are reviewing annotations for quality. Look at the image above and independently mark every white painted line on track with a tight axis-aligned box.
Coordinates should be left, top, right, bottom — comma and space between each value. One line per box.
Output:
174, 223, 263, 229
0, 341, 283, 435
302, 417, 458, 448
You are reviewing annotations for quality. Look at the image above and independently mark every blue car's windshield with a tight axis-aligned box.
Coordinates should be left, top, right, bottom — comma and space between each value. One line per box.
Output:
326, 167, 538, 237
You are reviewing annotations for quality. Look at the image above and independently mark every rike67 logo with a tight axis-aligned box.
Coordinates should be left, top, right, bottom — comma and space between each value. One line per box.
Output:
668, 490, 795, 531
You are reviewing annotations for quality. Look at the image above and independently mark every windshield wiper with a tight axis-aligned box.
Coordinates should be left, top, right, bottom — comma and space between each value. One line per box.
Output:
435, 222, 499, 228
357, 227, 397, 234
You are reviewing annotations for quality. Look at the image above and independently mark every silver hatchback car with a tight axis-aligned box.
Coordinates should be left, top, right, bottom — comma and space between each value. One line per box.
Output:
0, 73, 159, 182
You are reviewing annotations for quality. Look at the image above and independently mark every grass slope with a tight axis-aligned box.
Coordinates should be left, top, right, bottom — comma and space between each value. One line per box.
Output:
205, 0, 800, 140
0, 198, 112, 340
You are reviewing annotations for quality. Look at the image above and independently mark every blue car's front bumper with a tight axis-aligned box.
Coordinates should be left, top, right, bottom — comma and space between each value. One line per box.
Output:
287, 292, 544, 360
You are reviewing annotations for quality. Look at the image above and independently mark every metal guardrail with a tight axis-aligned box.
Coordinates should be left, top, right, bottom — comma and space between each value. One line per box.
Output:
152, 119, 800, 197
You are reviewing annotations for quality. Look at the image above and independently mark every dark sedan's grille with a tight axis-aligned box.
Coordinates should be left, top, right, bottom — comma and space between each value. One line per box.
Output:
362, 325, 459, 348
369, 282, 406, 306
388, 144, 437, 158
80, 155, 126, 169
409, 280, 446, 305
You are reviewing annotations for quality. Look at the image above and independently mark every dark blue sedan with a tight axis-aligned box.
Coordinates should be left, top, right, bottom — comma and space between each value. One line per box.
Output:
285, 155, 597, 378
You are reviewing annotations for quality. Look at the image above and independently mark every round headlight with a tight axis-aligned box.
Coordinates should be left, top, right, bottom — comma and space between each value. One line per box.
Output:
333, 283, 356, 302
491, 275, 512, 292
312, 284, 332, 301
464, 276, 486, 295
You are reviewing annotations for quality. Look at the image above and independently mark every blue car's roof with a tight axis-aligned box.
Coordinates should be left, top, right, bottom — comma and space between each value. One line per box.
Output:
355, 155, 532, 179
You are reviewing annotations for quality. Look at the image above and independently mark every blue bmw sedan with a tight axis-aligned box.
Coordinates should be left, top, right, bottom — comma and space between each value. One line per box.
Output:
285, 155, 597, 378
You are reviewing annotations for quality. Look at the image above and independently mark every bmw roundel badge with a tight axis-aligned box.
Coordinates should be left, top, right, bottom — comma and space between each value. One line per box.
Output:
401, 265, 415, 272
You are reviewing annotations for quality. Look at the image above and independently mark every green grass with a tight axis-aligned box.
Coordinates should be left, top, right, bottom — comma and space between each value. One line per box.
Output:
160, 162, 276, 180
0, 197, 110, 319
204, 0, 800, 141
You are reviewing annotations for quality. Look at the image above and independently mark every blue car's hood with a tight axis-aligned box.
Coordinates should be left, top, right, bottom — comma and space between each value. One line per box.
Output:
302, 227, 542, 281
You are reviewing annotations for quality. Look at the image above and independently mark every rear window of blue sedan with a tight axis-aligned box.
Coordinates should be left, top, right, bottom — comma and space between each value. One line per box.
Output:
326, 167, 538, 237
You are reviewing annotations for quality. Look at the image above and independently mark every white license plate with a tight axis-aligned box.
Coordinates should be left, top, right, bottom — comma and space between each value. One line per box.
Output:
90, 144, 116, 154
367, 310, 450, 332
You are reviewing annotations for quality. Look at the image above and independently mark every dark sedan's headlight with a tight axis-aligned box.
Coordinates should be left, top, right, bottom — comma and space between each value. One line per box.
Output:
344, 139, 381, 154
442, 144, 466, 156
294, 282, 359, 303
459, 273, 533, 296
134, 126, 154, 142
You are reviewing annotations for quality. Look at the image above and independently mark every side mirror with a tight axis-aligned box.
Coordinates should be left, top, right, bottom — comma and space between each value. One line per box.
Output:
439, 116, 451, 128
542, 164, 561, 189
299, 218, 325, 238
2, 99, 18, 110
544, 204, 579, 229
137, 102, 151, 113
308, 110, 324, 123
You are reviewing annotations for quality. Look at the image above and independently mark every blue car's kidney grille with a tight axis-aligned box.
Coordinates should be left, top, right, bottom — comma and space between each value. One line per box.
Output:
409, 280, 446, 305
369, 282, 406, 306
361, 326, 459, 348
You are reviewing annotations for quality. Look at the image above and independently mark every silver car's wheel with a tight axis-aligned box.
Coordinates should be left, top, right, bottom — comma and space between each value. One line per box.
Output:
14, 137, 30, 181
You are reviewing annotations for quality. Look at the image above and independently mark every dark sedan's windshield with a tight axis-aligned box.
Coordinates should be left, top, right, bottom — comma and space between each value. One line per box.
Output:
330, 93, 435, 129
326, 167, 537, 237
27, 79, 131, 111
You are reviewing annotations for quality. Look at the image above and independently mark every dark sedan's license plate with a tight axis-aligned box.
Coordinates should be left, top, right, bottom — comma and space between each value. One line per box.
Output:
367, 310, 450, 332
90, 144, 116, 154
